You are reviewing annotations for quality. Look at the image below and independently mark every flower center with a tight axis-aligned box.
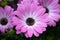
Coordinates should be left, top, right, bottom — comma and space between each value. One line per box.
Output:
45, 7, 49, 13
58, 0, 60, 4
26, 18, 35, 26
0, 18, 8, 25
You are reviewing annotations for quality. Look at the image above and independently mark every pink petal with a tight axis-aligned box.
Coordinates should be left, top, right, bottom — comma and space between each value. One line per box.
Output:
13, 11, 23, 18
49, 14, 59, 21
0, 27, 5, 33
0, 7, 4, 14
34, 26, 43, 34
21, 27, 27, 33
17, 4, 25, 13
25, 33, 29, 38
15, 24, 22, 31
48, 20, 56, 27
16, 30, 21, 34
47, 0, 53, 5
8, 24, 13, 29
40, 13, 49, 22
42, 28, 46, 31
5, 5, 14, 15
12, 17, 22, 25
50, 0, 58, 5
30, 3, 39, 12
34, 7, 46, 16
34, 30, 39, 37
39, 22, 47, 27
27, 28, 33, 37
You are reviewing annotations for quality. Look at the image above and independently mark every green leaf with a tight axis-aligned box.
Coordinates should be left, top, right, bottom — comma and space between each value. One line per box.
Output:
0, 0, 7, 6
6, 29, 15, 37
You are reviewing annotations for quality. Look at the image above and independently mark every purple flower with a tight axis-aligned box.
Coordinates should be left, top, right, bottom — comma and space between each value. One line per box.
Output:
13, 3, 49, 38
0, 5, 14, 33
38, 0, 60, 26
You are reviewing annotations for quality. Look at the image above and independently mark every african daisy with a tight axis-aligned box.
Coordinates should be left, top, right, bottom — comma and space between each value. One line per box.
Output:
0, 5, 14, 33
38, 0, 60, 26
13, 3, 49, 38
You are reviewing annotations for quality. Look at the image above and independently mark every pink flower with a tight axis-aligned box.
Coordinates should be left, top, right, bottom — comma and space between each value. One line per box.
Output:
38, 0, 60, 26
13, 3, 49, 38
0, 5, 14, 33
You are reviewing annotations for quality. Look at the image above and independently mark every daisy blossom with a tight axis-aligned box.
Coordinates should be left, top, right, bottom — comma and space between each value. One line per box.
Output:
13, 3, 49, 38
38, 0, 60, 26
0, 5, 14, 33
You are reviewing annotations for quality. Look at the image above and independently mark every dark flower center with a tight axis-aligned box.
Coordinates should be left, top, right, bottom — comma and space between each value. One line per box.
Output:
26, 18, 35, 26
45, 7, 49, 13
58, 0, 60, 4
0, 18, 8, 25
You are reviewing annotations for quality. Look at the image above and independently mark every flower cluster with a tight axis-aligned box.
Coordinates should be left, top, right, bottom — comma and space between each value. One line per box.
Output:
0, 0, 60, 38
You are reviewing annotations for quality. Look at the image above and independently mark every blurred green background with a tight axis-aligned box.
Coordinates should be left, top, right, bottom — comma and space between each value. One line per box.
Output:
0, 0, 60, 40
